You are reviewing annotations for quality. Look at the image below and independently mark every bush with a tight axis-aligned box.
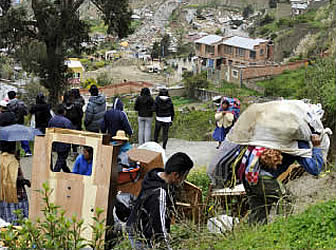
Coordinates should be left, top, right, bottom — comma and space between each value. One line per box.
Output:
97, 72, 112, 86
183, 72, 210, 98
0, 183, 106, 249
186, 167, 211, 200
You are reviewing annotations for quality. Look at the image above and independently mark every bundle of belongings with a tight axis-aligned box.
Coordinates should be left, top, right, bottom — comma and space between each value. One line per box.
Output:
207, 100, 332, 188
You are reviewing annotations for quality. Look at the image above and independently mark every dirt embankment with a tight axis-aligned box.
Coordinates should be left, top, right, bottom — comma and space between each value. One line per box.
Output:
287, 171, 336, 214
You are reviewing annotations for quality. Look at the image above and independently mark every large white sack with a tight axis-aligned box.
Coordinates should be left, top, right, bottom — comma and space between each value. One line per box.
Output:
227, 100, 326, 157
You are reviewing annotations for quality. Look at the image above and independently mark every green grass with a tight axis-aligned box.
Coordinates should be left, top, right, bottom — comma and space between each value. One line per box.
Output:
88, 19, 107, 34
171, 96, 195, 107
210, 81, 262, 97
256, 67, 306, 97
165, 199, 336, 249
214, 200, 336, 249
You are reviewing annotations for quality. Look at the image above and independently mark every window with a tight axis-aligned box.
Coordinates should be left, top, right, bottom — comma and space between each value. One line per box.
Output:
51, 143, 94, 176
224, 45, 234, 55
228, 60, 233, 65
232, 70, 239, 78
260, 49, 264, 56
237, 48, 245, 57
206, 45, 215, 54
250, 51, 256, 59
195, 43, 201, 51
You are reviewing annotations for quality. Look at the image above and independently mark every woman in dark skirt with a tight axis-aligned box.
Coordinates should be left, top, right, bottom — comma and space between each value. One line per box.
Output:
212, 99, 234, 149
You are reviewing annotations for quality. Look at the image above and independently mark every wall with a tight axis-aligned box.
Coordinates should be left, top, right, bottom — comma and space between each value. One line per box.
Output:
241, 60, 307, 80
80, 81, 153, 98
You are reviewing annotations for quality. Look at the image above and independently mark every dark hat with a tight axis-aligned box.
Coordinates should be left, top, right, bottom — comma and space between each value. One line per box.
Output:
159, 88, 168, 96
89, 85, 99, 95
7, 91, 16, 100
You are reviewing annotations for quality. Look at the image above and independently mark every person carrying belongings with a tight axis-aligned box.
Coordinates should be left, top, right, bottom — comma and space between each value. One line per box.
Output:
242, 135, 323, 225
208, 100, 331, 225
0, 146, 30, 224
212, 97, 240, 149
126, 152, 194, 250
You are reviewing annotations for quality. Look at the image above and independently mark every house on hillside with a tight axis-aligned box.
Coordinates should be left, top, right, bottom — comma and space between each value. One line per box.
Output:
194, 35, 225, 70
290, 0, 311, 15
65, 58, 85, 86
220, 36, 273, 66
194, 35, 274, 71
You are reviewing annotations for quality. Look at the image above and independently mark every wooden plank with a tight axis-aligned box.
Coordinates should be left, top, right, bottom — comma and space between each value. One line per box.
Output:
30, 129, 115, 242
54, 173, 85, 217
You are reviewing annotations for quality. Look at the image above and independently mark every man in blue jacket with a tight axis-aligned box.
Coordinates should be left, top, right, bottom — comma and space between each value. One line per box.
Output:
48, 104, 73, 172
243, 134, 324, 225
101, 98, 132, 139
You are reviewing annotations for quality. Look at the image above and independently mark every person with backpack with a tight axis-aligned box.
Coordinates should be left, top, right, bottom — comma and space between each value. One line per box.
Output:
243, 135, 324, 225
63, 91, 83, 157
84, 85, 106, 133
29, 93, 52, 134
134, 87, 154, 145
153, 88, 175, 150
101, 98, 133, 139
212, 99, 234, 149
126, 152, 194, 249
7, 91, 32, 157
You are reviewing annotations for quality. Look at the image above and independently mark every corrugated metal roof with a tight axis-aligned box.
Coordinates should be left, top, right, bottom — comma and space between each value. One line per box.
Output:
222, 36, 268, 51
194, 35, 223, 45
65, 60, 85, 71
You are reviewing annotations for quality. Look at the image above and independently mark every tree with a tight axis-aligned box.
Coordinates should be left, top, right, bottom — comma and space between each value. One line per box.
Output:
183, 71, 210, 98
242, 5, 254, 19
151, 42, 160, 59
269, 0, 277, 8
91, 0, 132, 38
0, 0, 132, 105
160, 34, 170, 58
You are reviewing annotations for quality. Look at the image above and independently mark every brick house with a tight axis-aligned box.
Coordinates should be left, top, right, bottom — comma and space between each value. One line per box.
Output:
194, 35, 225, 70
194, 35, 273, 70
219, 36, 273, 66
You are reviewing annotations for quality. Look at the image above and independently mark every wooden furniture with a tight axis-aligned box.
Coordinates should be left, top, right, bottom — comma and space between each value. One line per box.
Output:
30, 128, 119, 242
175, 181, 203, 224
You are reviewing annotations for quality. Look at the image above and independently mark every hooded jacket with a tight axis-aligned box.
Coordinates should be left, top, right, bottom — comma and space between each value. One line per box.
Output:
134, 89, 154, 118
84, 94, 106, 132
100, 98, 132, 137
153, 96, 174, 121
126, 168, 175, 248
7, 98, 28, 125
64, 102, 83, 130
30, 102, 52, 130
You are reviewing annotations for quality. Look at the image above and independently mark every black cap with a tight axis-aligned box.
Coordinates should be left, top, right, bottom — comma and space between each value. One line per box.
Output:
89, 85, 98, 96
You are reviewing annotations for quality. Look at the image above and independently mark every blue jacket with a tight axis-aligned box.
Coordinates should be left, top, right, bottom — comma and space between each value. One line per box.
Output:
261, 141, 324, 178
101, 98, 133, 137
72, 154, 92, 176
84, 94, 106, 133
48, 115, 73, 152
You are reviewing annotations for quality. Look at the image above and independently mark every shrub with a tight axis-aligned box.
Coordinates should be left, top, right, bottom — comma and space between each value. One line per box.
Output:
0, 183, 106, 249
186, 167, 211, 200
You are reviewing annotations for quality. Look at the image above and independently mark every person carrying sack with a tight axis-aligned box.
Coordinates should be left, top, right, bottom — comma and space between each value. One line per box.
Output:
243, 135, 324, 225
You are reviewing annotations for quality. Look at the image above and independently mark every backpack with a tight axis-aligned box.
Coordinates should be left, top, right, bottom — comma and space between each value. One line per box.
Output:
221, 97, 241, 119
115, 192, 136, 222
